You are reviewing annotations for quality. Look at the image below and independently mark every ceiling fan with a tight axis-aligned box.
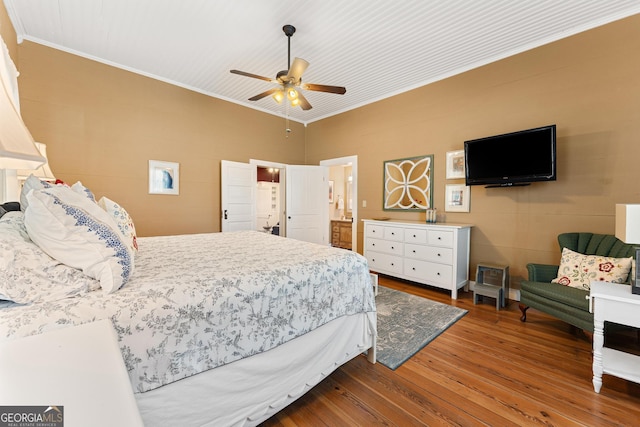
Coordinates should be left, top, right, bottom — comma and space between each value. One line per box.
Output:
230, 25, 346, 111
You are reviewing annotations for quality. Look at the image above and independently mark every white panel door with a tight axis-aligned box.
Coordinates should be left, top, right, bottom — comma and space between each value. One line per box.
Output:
221, 160, 256, 232
285, 165, 328, 245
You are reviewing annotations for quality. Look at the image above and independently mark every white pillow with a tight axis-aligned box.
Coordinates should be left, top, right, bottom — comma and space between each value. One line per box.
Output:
20, 174, 54, 211
71, 181, 97, 203
0, 211, 100, 303
98, 196, 138, 254
24, 185, 135, 293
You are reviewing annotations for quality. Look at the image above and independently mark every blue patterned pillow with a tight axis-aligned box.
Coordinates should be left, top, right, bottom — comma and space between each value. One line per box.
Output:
71, 181, 97, 203
20, 174, 53, 211
24, 185, 135, 293
0, 211, 100, 303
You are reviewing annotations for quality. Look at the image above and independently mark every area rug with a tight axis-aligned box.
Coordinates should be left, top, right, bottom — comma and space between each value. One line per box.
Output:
375, 286, 467, 370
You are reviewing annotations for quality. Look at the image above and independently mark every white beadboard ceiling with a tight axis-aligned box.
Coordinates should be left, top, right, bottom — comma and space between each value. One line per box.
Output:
4, 0, 640, 125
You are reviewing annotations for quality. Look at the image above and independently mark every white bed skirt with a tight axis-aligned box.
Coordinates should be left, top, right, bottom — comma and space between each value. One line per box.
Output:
135, 311, 376, 427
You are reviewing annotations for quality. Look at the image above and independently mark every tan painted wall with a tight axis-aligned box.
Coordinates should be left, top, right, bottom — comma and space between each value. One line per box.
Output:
15, 42, 306, 236
306, 15, 640, 287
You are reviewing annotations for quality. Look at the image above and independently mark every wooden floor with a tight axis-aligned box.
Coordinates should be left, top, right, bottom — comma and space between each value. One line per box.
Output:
261, 276, 640, 426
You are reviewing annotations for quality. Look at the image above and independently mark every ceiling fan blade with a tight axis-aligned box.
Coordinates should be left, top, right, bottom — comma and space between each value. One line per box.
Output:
230, 69, 274, 83
286, 57, 309, 83
248, 88, 279, 101
296, 91, 312, 110
302, 83, 347, 95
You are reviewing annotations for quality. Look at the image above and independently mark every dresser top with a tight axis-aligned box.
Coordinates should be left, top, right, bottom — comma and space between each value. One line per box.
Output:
362, 218, 473, 229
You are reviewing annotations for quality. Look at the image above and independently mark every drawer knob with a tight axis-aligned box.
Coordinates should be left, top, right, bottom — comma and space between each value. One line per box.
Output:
412, 250, 416, 253
413, 234, 416, 238
391, 246, 395, 250
412, 267, 416, 271
438, 237, 442, 240
391, 232, 395, 235
437, 272, 441, 276
391, 263, 394, 266
437, 253, 441, 257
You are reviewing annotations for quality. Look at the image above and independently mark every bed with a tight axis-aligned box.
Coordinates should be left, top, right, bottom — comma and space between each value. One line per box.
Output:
0, 179, 377, 426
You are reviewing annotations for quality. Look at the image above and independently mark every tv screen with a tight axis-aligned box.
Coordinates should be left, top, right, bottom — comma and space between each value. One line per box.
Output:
464, 124, 556, 187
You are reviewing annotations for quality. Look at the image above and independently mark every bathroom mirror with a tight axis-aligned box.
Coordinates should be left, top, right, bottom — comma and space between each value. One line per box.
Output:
383, 154, 433, 210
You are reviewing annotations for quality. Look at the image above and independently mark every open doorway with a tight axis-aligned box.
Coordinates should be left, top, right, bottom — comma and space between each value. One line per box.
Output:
251, 159, 286, 237
320, 156, 358, 253
256, 166, 281, 235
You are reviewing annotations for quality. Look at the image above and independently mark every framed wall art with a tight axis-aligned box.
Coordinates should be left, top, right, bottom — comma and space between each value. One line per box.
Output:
149, 160, 180, 195
445, 184, 470, 212
383, 154, 433, 210
445, 150, 465, 179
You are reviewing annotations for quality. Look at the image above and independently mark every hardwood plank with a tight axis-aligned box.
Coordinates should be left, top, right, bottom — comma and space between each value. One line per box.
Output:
260, 277, 640, 426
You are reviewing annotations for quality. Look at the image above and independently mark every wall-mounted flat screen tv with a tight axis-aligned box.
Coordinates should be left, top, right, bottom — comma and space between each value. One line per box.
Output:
464, 124, 556, 187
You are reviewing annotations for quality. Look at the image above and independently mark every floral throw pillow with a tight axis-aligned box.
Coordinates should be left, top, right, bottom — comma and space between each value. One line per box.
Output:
552, 247, 632, 290
97, 196, 138, 254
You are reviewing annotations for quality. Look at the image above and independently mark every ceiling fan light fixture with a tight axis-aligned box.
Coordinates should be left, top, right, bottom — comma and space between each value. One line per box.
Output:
272, 90, 284, 104
286, 87, 298, 101
290, 98, 300, 108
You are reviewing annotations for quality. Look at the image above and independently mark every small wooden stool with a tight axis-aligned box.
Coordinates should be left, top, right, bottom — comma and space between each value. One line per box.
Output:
473, 283, 503, 310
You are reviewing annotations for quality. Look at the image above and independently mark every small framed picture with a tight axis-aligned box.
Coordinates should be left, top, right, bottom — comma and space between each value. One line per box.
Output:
445, 184, 470, 212
149, 160, 180, 195
446, 150, 465, 179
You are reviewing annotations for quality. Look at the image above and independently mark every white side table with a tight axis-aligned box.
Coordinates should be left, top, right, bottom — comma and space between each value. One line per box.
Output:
589, 281, 640, 393
0, 320, 143, 427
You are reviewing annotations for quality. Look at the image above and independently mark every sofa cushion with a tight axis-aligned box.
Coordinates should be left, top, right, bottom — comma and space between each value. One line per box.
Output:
521, 280, 591, 311
552, 247, 632, 290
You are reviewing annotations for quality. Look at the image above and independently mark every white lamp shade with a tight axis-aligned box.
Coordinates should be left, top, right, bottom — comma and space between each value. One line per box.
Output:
615, 204, 640, 244
16, 142, 55, 180
0, 36, 45, 170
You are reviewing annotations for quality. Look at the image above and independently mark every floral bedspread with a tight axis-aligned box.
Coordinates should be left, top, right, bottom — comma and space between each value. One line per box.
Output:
0, 231, 376, 393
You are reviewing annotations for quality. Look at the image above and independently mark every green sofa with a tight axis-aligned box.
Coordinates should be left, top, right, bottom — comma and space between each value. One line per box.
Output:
519, 232, 635, 332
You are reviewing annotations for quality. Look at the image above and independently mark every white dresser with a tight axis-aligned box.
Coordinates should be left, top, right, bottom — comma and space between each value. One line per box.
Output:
363, 219, 472, 299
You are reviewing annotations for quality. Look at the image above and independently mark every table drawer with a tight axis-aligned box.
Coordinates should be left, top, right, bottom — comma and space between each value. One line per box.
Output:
367, 251, 403, 275
405, 243, 453, 264
428, 230, 454, 247
366, 238, 403, 256
404, 259, 453, 286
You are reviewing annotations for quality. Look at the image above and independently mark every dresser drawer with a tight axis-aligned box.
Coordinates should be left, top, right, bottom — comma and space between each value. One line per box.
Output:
365, 224, 384, 238
428, 230, 454, 247
366, 238, 403, 256
404, 259, 453, 286
384, 226, 404, 242
367, 251, 403, 275
404, 228, 428, 244
405, 243, 453, 264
